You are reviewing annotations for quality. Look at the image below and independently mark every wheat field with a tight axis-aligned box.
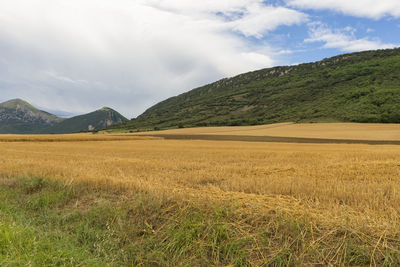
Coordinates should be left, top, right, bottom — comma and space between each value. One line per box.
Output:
132, 122, 400, 141
1, 130, 400, 265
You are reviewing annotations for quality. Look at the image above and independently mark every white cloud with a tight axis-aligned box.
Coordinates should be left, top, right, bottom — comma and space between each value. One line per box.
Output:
286, 0, 400, 19
227, 5, 307, 38
305, 22, 397, 52
0, 0, 307, 117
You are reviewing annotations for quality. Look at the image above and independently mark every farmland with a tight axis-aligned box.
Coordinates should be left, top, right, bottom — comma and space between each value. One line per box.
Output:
1, 125, 400, 265
132, 122, 400, 140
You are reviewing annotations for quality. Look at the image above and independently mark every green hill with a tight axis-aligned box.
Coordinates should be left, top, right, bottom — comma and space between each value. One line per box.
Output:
0, 99, 63, 134
42, 107, 127, 134
115, 48, 400, 131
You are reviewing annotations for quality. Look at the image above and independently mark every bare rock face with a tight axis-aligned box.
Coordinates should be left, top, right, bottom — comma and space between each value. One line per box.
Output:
98, 107, 126, 128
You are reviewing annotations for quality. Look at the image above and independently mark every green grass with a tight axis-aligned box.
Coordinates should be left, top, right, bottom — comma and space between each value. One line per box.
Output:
1, 175, 399, 266
0, 176, 252, 266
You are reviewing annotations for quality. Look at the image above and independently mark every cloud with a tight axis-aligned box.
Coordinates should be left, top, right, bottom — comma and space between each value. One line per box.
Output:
0, 0, 307, 117
305, 22, 397, 52
286, 0, 400, 19
227, 5, 307, 38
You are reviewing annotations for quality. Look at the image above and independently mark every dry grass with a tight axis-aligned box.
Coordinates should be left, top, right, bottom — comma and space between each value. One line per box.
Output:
1, 138, 399, 223
132, 122, 400, 141
1, 135, 400, 264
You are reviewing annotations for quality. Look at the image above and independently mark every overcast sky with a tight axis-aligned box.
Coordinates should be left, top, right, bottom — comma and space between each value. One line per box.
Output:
1, 0, 399, 118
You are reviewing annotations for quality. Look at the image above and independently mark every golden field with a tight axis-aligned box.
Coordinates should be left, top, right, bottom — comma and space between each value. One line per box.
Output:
132, 122, 400, 141
1, 126, 400, 265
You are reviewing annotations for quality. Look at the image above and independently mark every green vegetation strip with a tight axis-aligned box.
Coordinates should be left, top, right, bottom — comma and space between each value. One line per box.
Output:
0, 176, 399, 266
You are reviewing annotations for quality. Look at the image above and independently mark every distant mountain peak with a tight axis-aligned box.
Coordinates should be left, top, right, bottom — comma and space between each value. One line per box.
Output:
1, 98, 35, 109
6, 98, 25, 102
42, 106, 128, 133
0, 98, 62, 133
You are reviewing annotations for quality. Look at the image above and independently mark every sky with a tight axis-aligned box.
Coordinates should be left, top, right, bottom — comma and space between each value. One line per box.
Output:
0, 0, 399, 118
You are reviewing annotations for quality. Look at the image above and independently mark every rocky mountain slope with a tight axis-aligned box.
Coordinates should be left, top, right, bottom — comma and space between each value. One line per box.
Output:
42, 107, 127, 134
0, 99, 127, 134
114, 47, 400, 131
0, 99, 63, 134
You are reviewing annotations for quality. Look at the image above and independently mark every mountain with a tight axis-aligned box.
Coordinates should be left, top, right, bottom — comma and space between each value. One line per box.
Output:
0, 99, 63, 134
114, 47, 400, 131
0, 99, 127, 134
42, 107, 127, 134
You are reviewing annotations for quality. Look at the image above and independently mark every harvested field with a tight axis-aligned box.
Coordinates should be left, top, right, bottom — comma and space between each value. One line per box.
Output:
132, 122, 400, 141
1, 133, 400, 265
